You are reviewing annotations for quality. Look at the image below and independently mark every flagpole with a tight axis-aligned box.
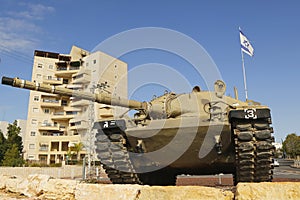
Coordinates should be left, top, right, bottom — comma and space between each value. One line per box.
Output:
240, 50, 248, 101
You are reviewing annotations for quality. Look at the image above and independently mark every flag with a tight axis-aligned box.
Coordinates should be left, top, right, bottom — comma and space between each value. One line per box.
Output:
239, 29, 254, 57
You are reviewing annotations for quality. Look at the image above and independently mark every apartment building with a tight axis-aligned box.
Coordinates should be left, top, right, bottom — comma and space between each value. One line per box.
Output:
0, 121, 9, 136
24, 46, 128, 164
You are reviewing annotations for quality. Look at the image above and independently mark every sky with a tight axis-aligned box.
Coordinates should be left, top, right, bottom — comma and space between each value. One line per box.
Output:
0, 0, 299, 142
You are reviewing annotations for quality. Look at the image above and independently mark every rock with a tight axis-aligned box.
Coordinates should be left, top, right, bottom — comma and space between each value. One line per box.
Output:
3, 174, 300, 200
75, 184, 142, 200
17, 174, 51, 197
4, 176, 21, 194
138, 186, 234, 200
75, 184, 234, 200
40, 179, 78, 200
0, 175, 11, 189
236, 182, 300, 200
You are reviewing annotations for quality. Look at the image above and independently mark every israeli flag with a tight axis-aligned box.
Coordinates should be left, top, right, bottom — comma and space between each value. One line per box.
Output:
239, 29, 254, 57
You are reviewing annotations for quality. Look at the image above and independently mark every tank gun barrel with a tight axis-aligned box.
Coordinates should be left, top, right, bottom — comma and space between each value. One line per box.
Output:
2, 77, 145, 109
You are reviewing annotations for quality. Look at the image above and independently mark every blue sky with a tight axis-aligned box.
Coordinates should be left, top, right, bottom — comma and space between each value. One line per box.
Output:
0, 0, 299, 142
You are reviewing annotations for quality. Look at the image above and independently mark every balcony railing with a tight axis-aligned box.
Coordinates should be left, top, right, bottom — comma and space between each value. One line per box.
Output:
38, 123, 61, 131
55, 65, 80, 77
39, 146, 49, 151
69, 120, 89, 130
41, 123, 58, 127
71, 99, 91, 107
43, 99, 59, 103
41, 99, 60, 107
43, 76, 62, 85
51, 111, 77, 120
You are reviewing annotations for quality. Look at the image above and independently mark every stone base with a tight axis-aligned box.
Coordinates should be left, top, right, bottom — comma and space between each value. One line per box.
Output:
236, 182, 300, 200
1, 174, 300, 200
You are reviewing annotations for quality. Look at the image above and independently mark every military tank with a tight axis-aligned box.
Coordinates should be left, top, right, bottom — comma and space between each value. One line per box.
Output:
2, 76, 274, 185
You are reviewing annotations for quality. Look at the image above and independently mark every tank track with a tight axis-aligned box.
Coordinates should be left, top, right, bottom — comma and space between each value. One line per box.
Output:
95, 129, 141, 184
95, 128, 177, 185
234, 121, 274, 184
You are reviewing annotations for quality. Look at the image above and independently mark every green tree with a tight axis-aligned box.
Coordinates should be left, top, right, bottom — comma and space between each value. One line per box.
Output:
1, 121, 24, 166
0, 130, 7, 163
283, 133, 300, 158
2, 144, 24, 166
72, 142, 83, 161
6, 120, 23, 153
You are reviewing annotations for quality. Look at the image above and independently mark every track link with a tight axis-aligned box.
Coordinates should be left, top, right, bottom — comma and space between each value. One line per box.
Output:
234, 121, 274, 184
95, 129, 141, 184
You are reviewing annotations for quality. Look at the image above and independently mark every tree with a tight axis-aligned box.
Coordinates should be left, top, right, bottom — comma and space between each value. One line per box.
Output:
282, 133, 300, 159
0, 130, 7, 163
6, 120, 23, 153
2, 144, 24, 167
1, 121, 24, 166
72, 142, 84, 161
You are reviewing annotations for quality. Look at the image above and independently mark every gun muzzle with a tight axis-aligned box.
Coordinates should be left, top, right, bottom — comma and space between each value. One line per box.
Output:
2, 76, 15, 86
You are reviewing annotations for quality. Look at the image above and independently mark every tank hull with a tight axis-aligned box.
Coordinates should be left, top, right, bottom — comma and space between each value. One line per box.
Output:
125, 117, 235, 174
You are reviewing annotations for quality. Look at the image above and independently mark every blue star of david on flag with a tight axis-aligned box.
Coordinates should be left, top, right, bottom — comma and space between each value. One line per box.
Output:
239, 29, 254, 57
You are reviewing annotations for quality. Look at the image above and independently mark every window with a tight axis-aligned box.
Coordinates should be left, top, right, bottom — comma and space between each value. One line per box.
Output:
115, 65, 117, 68
28, 155, 35, 160
49, 65, 53, 69
37, 63, 43, 68
93, 60, 96, 64
63, 79, 69, 84
61, 100, 68, 106
36, 74, 42, 79
31, 119, 37, 125
30, 131, 36, 136
40, 156, 47, 160
29, 144, 35, 149
33, 108, 39, 113
47, 75, 52, 80
44, 108, 50, 114
86, 62, 89, 67
33, 96, 39, 101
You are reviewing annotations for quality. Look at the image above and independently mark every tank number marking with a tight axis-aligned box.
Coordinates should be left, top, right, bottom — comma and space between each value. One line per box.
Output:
244, 108, 257, 119
102, 120, 116, 128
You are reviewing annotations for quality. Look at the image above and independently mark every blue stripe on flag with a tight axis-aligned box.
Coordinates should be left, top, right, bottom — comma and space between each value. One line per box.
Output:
241, 44, 251, 54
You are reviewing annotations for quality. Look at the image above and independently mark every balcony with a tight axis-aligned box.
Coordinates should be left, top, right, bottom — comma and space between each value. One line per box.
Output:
54, 61, 80, 77
51, 111, 78, 120
64, 106, 81, 112
39, 135, 81, 153
41, 99, 61, 108
71, 99, 92, 107
66, 84, 82, 90
39, 143, 49, 151
41, 93, 58, 97
72, 73, 91, 84
42, 76, 63, 85
69, 120, 89, 130
38, 123, 60, 131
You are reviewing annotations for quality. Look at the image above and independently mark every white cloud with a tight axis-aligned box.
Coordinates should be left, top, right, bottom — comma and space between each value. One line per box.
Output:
0, 3, 55, 54
0, 17, 40, 53
7, 3, 55, 20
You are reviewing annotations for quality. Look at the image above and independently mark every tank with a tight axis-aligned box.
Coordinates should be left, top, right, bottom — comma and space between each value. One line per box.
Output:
2, 76, 275, 185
